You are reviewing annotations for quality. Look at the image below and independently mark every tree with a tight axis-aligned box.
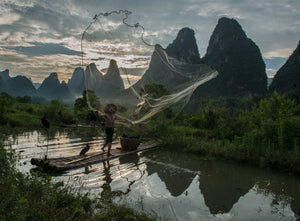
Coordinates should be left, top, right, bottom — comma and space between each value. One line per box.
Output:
74, 90, 101, 112
139, 83, 170, 99
0, 92, 15, 124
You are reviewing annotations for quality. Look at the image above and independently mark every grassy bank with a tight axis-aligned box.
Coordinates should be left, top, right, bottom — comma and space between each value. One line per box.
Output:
0, 145, 154, 220
140, 92, 300, 174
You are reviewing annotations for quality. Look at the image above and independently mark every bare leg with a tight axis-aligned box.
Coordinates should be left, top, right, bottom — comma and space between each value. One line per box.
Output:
101, 142, 107, 151
107, 142, 113, 157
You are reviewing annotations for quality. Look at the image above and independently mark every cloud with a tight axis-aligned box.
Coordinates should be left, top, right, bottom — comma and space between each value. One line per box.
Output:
266, 68, 277, 78
4, 42, 81, 57
0, 0, 299, 83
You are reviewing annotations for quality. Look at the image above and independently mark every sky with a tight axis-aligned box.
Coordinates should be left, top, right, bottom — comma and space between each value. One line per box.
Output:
0, 0, 299, 83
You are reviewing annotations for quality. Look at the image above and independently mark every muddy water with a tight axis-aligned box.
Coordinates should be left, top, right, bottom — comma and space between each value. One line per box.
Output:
3, 129, 300, 221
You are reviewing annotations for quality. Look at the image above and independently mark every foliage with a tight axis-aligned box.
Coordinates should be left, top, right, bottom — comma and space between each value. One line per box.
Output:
0, 145, 154, 220
0, 94, 77, 129
74, 90, 102, 124
74, 90, 101, 112
139, 92, 300, 174
139, 83, 170, 98
0, 92, 15, 124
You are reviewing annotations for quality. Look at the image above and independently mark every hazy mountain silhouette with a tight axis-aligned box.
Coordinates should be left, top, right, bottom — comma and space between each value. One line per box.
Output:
269, 41, 300, 93
6, 75, 36, 97
68, 67, 85, 97
101, 59, 125, 97
191, 17, 267, 100
166, 27, 201, 64
0, 69, 36, 96
53, 80, 73, 100
133, 26, 212, 93
37, 72, 61, 98
0, 76, 6, 93
0, 69, 10, 82
84, 63, 104, 95
133, 44, 190, 92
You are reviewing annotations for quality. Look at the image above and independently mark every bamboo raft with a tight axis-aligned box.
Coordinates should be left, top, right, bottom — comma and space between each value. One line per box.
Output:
31, 141, 158, 172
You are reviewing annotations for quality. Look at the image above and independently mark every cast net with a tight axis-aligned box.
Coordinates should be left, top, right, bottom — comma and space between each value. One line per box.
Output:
81, 10, 218, 126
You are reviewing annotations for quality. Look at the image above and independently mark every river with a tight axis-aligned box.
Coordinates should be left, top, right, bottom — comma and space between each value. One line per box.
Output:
3, 129, 300, 221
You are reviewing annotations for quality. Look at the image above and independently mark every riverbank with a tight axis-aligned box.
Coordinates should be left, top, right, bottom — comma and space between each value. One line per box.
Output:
140, 92, 300, 175
0, 144, 155, 220
1, 90, 300, 175
160, 133, 300, 175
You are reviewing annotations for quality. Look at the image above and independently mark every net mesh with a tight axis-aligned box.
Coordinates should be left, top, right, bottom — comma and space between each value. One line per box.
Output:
81, 10, 218, 126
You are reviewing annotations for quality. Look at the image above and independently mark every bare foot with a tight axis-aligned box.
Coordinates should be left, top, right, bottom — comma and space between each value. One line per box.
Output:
107, 153, 114, 157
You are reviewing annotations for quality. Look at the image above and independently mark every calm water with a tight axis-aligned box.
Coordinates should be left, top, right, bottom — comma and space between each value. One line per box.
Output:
3, 129, 300, 221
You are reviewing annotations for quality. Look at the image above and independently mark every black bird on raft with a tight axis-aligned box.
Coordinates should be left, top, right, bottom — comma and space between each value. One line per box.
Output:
41, 114, 50, 130
80, 144, 90, 156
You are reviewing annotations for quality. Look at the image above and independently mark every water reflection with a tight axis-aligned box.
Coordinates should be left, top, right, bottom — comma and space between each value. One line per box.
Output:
198, 161, 255, 214
3, 130, 300, 221
140, 150, 299, 220
145, 156, 196, 197
101, 161, 113, 201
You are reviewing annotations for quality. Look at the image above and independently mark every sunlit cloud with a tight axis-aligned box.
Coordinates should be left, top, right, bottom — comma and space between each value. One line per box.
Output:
121, 74, 142, 89
0, 12, 20, 25
266, 68, 277, 78
263, 47, 295, 59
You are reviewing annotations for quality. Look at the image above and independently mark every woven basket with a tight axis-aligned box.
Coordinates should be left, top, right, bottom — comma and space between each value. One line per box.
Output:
120, 137, 140, 151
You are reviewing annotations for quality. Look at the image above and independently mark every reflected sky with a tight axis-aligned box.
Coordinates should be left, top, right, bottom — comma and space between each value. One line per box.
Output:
3, 130, 300, 221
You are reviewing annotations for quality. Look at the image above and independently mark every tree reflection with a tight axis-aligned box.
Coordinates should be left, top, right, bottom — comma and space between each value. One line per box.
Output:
255, 171, 300, 220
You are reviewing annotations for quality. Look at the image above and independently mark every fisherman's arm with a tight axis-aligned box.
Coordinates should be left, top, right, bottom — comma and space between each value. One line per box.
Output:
115, 114, 133, 125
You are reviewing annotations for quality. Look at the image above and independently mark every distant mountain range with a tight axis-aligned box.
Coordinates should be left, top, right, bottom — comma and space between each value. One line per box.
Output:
0, 17, 299, 106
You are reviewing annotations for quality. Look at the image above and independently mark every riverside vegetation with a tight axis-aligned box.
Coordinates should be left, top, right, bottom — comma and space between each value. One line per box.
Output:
0, 88, 300, 219
1, 89, 300, 173
141, 90, 300, 174
0, 144, 155, 220
0, 91, 154, 220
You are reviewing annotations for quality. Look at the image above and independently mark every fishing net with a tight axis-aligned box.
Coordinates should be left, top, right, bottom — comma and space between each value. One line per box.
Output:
81, 10, 218, 126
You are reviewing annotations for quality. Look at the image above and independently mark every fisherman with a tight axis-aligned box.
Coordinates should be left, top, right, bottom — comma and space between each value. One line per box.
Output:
98, 104, 133, 157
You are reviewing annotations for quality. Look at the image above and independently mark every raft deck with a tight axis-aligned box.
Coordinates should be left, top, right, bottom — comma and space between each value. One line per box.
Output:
31, 141, 158, 172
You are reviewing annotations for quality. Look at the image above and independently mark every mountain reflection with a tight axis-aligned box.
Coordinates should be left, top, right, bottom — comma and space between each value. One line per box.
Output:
198, 161, 255, 214
142, 150, 197, 197
141, 149, 300, 219
142, 151, 255, 214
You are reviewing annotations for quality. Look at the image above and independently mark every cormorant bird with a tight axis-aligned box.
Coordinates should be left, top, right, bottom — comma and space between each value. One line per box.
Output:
80, 144, 90, 156
41, 114, 50, 130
